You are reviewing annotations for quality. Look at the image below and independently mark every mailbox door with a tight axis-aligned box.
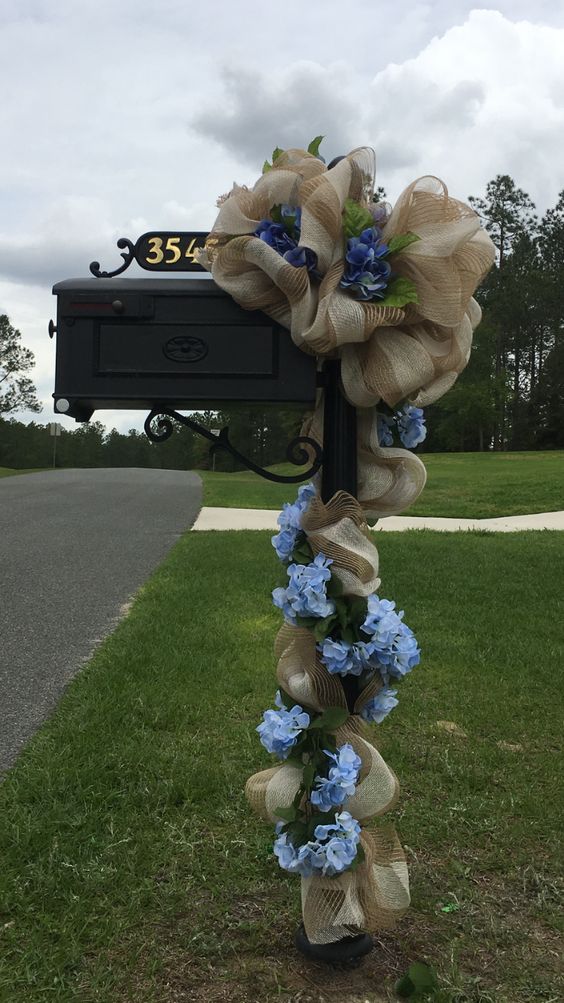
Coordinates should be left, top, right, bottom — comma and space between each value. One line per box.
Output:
52, 278, 317, 420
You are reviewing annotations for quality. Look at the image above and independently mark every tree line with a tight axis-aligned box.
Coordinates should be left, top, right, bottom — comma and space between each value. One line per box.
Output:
426, 176, 564, 451
0, 409, 303, 472
1, 174, 563, 469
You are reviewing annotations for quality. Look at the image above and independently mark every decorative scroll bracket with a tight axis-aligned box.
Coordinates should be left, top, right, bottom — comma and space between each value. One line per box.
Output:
144, 408, 323, 484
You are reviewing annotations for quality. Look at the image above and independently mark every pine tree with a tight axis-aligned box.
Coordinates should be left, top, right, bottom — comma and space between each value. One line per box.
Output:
0, 315, 41, 415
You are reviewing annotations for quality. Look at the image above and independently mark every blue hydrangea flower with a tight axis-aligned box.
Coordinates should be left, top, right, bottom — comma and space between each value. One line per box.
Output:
389, 622, 421, 678
318, 637, 374, 677
325, 835, 358, 873
340, 227, 391, 301
361, 595, 401, 638
257, 691, 310, 759
283, 245, 319, 272
397, 404, 426, 448
360, 594, 420, 678
274, 811, 362, 877
333, 811, 362, 839
271, 529, 297, 562
271, 483, 317, 562
255, 210, 318, 273
255, 219, 296, 256
272, 553, 335, 622
377, 413, 395, 447
273, 829, 301, 872
318, 637, 353, 675
310, 744, 362, 811
360, 686, 399, 723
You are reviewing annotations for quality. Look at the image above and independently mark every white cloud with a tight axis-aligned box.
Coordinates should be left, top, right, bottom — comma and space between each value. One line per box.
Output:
363, 10, 564, 205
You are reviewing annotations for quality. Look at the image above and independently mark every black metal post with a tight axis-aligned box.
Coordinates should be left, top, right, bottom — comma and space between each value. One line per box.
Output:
321, 358, 358, 719
295, 358, 374, 965
321, 359, 357, 502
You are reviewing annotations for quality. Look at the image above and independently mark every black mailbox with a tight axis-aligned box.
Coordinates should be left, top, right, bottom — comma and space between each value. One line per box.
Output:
51, 277, 317, 422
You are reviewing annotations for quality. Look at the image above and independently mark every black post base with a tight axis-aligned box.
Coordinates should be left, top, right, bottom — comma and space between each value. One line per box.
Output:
294, 924, 373, 965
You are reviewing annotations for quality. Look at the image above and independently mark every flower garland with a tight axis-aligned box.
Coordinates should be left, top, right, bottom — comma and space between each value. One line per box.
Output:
201, 137, 494, 943
258, 481, 420, 881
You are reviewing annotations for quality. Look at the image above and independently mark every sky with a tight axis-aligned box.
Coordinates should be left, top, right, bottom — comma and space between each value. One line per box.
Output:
1, 0, 564, 435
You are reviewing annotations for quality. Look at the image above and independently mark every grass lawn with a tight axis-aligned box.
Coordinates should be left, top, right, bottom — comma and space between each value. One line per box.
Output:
1, 531, 563, 1002
198, 450, 564, 518
0, 467, 50, 478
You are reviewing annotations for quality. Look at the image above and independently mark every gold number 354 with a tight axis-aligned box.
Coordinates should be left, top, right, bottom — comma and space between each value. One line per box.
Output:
145, 236, 198, 265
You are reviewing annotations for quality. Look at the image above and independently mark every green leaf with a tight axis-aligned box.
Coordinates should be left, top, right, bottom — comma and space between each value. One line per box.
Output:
395, 974, 416, 998
342, 626, 355, 645
407, 962, 438, 992
307, 135, 324, 159
396, 963, 438, 998
324, 734, 337, 753
309, 706, 349, 731
326, 575, 344, 598
349, 596, 369, 629
272, 146, 284, 162
285, 821, 308, 844
306, 811, 334, 838
342, 198, 374, 239
312, 614, 338, 642
274, 805, 297, 822
262, 160, 272, 174
386, 231, 421, 255
270, 204, 282, 224
335, 597, 349, 630
302, 763, 315, 790
295, 615, 319, 629
379, 276, 419, 308
292, 541, 313, 565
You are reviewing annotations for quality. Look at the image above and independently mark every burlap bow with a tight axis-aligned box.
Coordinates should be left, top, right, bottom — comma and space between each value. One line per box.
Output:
200, 147, 495, 517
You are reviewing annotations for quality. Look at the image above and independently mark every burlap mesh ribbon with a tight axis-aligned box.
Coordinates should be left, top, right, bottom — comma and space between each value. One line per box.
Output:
203, 148, 495, 943
201, 148, 495, 518
245, 493, 407, 943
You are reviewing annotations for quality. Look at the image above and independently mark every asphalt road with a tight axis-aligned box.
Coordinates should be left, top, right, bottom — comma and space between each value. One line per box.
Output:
0, 468, 201, 773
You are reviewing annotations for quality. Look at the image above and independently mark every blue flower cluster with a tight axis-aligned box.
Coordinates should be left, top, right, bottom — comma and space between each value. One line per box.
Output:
339, 227, 391, 301
397, 405, 426, 448
272, 553, 335, 622
360, 686, 399, 724
271, 482, 316, 562
310, 743, 362, 811
377, 404, 427, 450
274, 811, 361, 877
317, 594, 420, 724
318, 637, 375, 677
255, 205, 318, 273
377, 413, 395, 447
361, 595, 421, 681
257, 691, 310, 759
